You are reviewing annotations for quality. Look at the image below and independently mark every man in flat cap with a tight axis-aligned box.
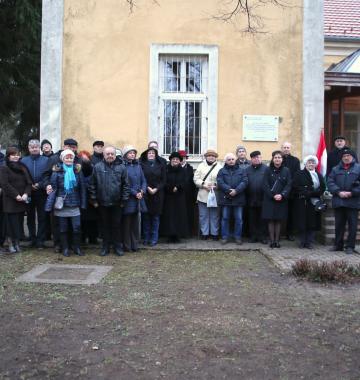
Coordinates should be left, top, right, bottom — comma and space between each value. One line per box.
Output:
327, 135, 358, 177
91, 140, 104, 166
328, 148, 360, 254
245, 151, 268, 243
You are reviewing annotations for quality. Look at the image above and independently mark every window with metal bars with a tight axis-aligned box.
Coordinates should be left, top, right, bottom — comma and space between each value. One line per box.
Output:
158, 55, 208, 157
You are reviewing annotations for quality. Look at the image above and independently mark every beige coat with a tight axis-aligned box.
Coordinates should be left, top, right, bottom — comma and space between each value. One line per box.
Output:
193, 160, 222, 203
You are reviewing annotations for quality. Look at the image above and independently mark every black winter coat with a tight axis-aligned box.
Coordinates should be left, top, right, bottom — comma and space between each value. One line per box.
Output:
88, 159, 130, 207
292, 169, 325, 232
328, 160, 360, 209
45, 164, 87, 211
326, 146, 358, 177
140, 151, 166, 215
245, 163, 268, 207
217, 164, 248, 206
160, 164, 189, 237
90, 152, 103, 166
0, 162, 32, 213
261, 164, 292, 220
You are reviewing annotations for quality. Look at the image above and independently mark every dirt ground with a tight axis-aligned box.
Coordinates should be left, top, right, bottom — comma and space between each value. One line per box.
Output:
1, 248, 360, 380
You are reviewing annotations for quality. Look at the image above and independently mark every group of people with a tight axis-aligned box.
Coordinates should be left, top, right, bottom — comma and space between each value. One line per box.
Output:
0, 135, 359, 256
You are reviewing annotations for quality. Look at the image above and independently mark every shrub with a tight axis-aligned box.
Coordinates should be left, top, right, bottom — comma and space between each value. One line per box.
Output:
292, 259, 360, 283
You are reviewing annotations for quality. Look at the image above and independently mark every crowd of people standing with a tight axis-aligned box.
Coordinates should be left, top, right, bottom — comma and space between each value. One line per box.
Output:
0, 134, 360, 256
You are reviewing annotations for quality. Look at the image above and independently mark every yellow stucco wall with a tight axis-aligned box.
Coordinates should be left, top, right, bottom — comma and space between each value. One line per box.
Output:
62, 0, 303, 160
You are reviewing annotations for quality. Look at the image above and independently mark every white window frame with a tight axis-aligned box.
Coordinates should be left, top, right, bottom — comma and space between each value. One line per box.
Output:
149, 44, 218, 162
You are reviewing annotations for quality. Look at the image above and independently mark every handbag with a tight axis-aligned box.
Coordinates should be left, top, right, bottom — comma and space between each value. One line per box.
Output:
207, 188, 217, 208
310, 197, 327, 212
54, 194, 67, 210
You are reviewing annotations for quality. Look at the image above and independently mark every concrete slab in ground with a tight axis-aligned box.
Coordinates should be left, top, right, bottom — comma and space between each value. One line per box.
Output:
15, 264, 112, 285
142, 239, 360, 272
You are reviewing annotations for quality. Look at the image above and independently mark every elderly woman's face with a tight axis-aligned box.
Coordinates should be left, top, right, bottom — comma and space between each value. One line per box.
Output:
147, 150, 156, 160
305, 160, 316, 170
63, 154, 74, 166
205, 154, 216, 163
170, 157, 180, 167
273, 154, 283, 167
9, 153, 20, 162
126, 150, 136, 160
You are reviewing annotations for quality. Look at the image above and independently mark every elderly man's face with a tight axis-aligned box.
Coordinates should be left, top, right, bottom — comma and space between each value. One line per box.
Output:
281, 143, 291, 156
104, 148, 116, 163
342, 153, 353, 164
93, 145, 103, 154
251, 155, 262, 166
237, 149, 247, 160
28, 144, 40, 155
225, 155, 236, 166
335, 139, 346, 149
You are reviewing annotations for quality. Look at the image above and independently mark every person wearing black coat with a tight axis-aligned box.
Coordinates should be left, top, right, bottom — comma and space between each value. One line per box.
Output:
88, 146, 130, 256
0, 146, 32, 253
327, 149, 360, 254
179, 150, 196, 235
262, 150, 292, 248
45, 150, 87, 257
326, 136, 358, 177
160, 152, 189, 242
90, 140, 104, 166
140, 148, 166, 246
293, 156, 326, 249
245, 151, 268, 243
281, 142, 301, 240
217, 153, 248, 244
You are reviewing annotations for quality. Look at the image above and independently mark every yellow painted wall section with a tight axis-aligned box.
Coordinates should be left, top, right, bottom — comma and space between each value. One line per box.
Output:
62, 0, 303, 160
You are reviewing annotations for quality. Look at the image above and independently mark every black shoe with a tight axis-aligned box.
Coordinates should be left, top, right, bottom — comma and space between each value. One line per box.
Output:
14, 241, 21, 253
100, 248, 109, 256
200, 235, 209, 240
287, 235, 295, 241
305, 244, 313, 249
269, 241, 275, 248
211, 235, 219, 241
345, 247, 353, 255
274, 241, 281, 248
63, 248, 70, 257
74, 247, 85, 256
329, 246, 343, 252
115, 247, 124, 256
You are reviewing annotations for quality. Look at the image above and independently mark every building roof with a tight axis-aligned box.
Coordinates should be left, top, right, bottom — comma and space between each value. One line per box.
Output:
324, 0, 360, 40
327, 48, 360, 72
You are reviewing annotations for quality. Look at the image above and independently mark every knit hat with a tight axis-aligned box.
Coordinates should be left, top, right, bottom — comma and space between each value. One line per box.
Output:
303, 155, 318, 166
60, 149, 75, 161
204, 149, 218, 158
341, 148, 356, 158
169, 151, 183, 161
41, 139, 52, 150
122, 145, 137, 158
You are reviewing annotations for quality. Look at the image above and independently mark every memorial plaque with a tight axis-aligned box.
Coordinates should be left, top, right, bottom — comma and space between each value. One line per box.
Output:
242, 115, 279, 141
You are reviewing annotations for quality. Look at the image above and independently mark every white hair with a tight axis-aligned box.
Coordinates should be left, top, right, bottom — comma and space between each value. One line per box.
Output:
303, 155, 318, 166
224, 152, 236, 161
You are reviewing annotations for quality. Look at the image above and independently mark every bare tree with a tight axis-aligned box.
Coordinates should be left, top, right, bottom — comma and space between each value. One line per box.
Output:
213, 0, 290, 33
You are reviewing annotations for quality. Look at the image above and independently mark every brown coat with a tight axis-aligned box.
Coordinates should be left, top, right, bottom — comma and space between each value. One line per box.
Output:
0, 162, 32, 213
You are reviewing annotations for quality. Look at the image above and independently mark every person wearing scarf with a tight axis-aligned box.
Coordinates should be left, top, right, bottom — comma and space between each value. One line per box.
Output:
293, 155, 325, 249
45, 149, 87, 257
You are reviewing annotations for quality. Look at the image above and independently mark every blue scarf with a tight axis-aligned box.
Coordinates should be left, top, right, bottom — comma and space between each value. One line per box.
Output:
63, 163, 77, 193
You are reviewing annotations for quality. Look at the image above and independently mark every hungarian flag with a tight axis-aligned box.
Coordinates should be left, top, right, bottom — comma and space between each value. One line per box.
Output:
316, 129, 327, 176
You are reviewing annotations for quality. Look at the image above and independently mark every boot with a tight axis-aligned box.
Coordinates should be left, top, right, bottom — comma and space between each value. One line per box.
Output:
100, 245, 109, 256
60, 233, 70, 257
7, 238, 16, 254
73, 233, 84, 256
14, 240, 21, 253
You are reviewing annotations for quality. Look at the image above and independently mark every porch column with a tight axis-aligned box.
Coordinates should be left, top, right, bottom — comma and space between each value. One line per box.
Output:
40, 0, 64, 151
302, 0, 324, 158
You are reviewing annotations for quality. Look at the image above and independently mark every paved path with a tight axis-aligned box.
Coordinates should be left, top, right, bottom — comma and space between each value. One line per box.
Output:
141, 239, 360, 272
